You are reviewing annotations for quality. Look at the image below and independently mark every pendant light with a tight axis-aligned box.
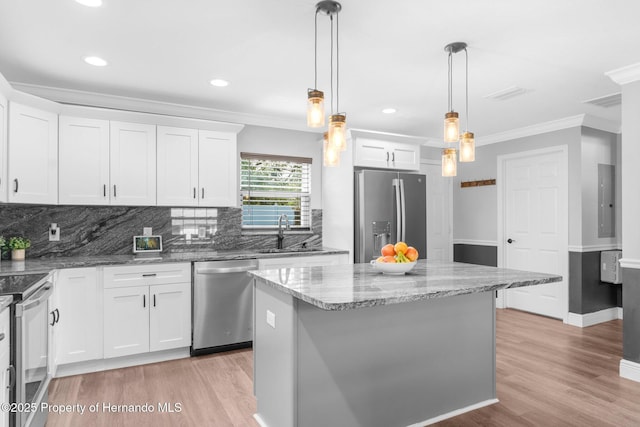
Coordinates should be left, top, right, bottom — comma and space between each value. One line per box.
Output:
442, 148, 457, 177
307, 8, 325, 128
459, 47, 475, 162
323, 131, 340, 166
444, 42, 466, 143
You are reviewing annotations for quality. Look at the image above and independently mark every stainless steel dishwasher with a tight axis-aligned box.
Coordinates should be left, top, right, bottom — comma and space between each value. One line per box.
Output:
191, 259, 259, 355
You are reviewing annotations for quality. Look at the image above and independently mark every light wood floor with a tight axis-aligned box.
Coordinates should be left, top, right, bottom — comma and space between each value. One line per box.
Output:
47, 309, 640, 427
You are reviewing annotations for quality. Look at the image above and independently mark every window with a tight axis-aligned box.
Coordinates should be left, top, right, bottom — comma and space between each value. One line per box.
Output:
240, 153, 312, 229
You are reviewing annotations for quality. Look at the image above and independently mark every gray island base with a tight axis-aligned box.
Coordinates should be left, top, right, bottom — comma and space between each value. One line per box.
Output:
249, 260, 561, 427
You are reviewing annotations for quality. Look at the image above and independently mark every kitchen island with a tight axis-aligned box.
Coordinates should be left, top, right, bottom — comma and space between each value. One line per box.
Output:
249, 260, 561, 427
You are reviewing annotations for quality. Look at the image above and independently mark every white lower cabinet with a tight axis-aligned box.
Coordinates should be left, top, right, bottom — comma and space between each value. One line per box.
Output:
54, 268, 102, 366
0, 308, 9, 427
103, 263, 191, 359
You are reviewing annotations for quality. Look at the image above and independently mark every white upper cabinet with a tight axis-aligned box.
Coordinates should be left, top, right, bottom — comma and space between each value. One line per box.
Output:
156, 126, 199, 206
59, 116, 110, 205
354, 137, 420, 171
198, 130, 237, 207
8, 102, 58, 204
109, 121, 156, 206
0, 93, 6, 203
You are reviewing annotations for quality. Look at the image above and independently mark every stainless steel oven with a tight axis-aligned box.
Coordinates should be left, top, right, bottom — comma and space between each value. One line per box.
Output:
13, 279, 53, 427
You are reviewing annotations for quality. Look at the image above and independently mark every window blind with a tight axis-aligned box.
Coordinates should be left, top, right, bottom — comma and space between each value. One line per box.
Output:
240, 153, 312, 229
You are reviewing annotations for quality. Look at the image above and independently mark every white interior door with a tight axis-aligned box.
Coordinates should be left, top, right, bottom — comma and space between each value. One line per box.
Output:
499, 147, 568, 320
421, 162, 452, 261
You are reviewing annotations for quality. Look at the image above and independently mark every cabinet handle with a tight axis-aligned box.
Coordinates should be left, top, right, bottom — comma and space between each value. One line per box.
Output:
55, 308, 60, 324
13, 179, 18, 193
50, 310, 56, 326
113, 185, 117, 198
386, 152, 389, 162
193, 187, 197, 199
392, 152, 395, 162
143, 294, 146, 308
7, 365, 15, 389
0, 333, 4, 342
142, 273, 157, 277
104, 184, 107, 197
201, 188, 205, 199
153, 294, 156, 307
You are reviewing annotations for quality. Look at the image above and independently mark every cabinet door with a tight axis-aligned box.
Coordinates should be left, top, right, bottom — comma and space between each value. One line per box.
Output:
8, 102, 58, 204
156, 126, 199, 206
354, 138, 390, 169
149, 283, 191, 352
0, 93, 7, 203
0, 310, 9, 427
198, 130, 237, 207
55, 268, 102, 365
110, 121, 156, 206
390, 142, 420, 171
103, 286, 149, 358
59, 117, 110, 205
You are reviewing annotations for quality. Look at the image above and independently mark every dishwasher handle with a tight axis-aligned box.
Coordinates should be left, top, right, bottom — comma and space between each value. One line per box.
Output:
196, 266, 257, 274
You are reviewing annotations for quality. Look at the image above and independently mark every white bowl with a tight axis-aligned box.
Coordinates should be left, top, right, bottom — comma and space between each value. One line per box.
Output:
370, 260, 417, 275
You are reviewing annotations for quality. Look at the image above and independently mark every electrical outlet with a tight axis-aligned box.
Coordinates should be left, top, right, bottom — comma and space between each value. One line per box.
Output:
266, 310, 276, 328
49, 223, 60, 242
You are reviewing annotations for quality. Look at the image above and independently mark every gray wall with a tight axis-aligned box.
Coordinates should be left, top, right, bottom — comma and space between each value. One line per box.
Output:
623, 268, 640, 362
569, 251, 620, 314
453, 244, 497, 267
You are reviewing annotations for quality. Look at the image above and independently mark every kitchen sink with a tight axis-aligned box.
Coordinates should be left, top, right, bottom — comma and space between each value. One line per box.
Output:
256, 248, 324, 254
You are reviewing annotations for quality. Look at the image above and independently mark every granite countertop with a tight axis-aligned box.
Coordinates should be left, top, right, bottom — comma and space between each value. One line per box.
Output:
249, 259, 562, 311
0, 273, 50, 299
0, 248, 348, 277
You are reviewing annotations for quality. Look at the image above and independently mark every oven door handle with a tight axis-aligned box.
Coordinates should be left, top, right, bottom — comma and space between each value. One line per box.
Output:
19, 284, 53, 314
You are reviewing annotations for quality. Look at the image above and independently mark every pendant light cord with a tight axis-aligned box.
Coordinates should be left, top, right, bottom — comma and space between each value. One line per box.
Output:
465, 48, 469, 131
314, 10, 319, 89
336, 11, 340, 113
330, 14, 334, 114
448, 51, 453, 112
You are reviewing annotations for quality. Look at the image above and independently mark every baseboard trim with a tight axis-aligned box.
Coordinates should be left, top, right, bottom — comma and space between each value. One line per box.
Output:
567, 244, 621, 252
453, 240, 498, 247
55, 347, 190, 378
620, 359, 640, 383
408, 398, 500, 427
566, 307, 622, 328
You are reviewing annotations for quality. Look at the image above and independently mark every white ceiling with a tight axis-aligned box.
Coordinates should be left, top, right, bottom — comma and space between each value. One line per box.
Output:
0, 0, 637, 143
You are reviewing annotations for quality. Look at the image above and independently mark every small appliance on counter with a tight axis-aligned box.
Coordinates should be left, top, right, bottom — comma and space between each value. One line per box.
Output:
133, 235, 163, 260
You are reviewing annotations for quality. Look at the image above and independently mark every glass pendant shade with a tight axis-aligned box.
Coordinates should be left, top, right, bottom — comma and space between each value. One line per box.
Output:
459, 132, 475, 162
328, 113, 347, 151
307, 89, 325, 127
442, 148, 457, 177
323, 132, 340, 167
444, 111, 460, 143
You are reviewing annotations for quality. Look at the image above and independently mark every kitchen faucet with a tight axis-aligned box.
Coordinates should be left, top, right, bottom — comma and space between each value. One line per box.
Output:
277, 214, 290, 249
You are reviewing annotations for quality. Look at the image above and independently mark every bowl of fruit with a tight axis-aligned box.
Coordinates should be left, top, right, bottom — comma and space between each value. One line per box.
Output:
370, 242, 419, 275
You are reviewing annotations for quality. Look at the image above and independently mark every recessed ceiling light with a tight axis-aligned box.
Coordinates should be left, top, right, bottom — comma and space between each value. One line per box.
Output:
382, 108, 396, 114
75, 0, 102, 7
84, 56, 108, 67
210, 79, 230, 87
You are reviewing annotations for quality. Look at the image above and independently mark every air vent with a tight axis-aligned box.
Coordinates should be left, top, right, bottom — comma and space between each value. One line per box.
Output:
583, 93, 621, 108
483, 86, 527, 101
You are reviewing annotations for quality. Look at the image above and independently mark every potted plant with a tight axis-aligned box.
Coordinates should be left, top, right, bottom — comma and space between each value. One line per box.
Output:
7, 237, 31, 261
0, 236, 5, 260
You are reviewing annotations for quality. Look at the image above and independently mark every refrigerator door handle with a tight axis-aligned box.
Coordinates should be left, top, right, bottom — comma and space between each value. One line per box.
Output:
393, 178, 402, 242
399, 179, 406, 241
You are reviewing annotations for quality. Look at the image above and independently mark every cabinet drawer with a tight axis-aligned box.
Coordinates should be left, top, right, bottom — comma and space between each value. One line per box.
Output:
103, 263, 191, 288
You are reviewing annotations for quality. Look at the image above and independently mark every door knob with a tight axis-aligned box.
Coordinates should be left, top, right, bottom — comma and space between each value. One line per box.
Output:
507, 238, 515, 244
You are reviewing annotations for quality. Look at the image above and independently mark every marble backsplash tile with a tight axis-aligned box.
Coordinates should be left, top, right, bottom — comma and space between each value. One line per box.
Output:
0, 205, 322, 258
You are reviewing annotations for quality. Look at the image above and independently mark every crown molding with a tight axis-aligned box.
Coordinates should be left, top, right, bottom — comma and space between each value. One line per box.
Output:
348, 128, 431, 146
606, 63, 640, 85
10, 82, 315, 134
476, 114, 620, 146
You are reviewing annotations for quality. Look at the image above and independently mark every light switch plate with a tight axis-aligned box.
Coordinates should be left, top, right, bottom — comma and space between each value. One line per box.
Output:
143, 227, 153, 236
266, 310, 276, 328
49, 224, 60, 242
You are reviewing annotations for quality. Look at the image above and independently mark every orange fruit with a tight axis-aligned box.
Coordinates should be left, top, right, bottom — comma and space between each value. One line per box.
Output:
405, 247, 418, 261
381, 244, 395, 257
394, 241, 408, 255
376, 256, 384, 262
382, 255, 396, 263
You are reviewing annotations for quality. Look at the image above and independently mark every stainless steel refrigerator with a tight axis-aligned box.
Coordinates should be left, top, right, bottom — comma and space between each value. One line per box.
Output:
354, 169, 427, 263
